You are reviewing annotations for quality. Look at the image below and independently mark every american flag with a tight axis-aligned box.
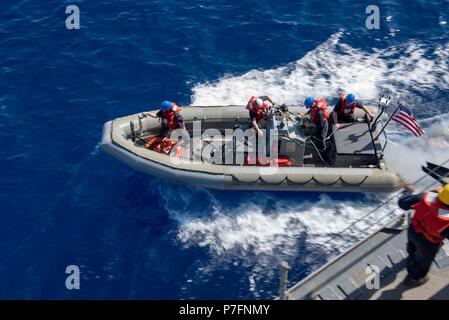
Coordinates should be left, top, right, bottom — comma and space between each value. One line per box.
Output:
392, 105, 425, 137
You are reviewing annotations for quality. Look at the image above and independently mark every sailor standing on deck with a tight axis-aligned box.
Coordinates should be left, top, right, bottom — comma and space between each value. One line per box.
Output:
246, 95, 276, 137
398, 184, 449, 286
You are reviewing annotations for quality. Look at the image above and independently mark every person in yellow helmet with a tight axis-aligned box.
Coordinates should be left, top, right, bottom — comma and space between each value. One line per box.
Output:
398, 184, 449, 286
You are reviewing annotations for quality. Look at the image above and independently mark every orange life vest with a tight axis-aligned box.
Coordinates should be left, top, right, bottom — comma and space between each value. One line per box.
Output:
339, 93, 357, 117
310, 98, 329, 124
160, 103, 181, 129
411, 189, 449, 244
144, 135, 183, 157
246, 96, 269, 121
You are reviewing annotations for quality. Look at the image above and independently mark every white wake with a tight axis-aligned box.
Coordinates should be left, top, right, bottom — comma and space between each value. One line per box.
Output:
191, 32, 449, 105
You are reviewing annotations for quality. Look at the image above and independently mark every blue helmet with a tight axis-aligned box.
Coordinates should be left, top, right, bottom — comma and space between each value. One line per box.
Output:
304, 97, 315, 108
160, 100, 172, 111
345, 94, 356, 105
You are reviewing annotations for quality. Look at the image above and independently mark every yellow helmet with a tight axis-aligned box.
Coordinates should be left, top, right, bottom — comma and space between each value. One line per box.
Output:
439, 184, 449, 206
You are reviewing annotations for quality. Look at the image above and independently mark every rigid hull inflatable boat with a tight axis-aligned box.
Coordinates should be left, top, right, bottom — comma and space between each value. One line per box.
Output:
100, 103, 405, 193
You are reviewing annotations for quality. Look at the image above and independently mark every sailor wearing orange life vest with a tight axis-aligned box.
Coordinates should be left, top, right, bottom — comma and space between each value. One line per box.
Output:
332, 93, 375, 128
246, 96, 276, 137
146, 100, 185, 136
398, 184, 449, 286
303, 97, 329, 151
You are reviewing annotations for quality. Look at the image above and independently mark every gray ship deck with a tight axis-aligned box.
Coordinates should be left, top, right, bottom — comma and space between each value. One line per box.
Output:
284, 216, 449, 300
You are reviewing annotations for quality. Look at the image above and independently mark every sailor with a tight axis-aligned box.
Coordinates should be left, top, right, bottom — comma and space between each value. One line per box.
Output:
398, 183, 449, 286
246, 96, 276, 137
144, 100, 186, 151
303, 97, 329, 151
332, 93, 375, 128
146, 100, 185, 136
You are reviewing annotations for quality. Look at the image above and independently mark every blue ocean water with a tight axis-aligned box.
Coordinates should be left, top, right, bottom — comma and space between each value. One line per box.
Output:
0, 0, 448, 299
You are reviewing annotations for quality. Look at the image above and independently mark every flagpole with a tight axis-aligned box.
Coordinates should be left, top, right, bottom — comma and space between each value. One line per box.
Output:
374, 102, 402, 141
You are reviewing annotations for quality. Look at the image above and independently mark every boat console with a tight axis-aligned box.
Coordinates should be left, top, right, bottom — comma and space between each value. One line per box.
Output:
266, 108, 306, 166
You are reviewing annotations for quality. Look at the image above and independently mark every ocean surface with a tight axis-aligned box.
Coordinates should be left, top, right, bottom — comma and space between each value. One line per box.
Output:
0, 0, 449, 299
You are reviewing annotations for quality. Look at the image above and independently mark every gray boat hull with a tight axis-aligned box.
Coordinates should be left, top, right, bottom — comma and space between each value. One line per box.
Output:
100, 105, 404, 192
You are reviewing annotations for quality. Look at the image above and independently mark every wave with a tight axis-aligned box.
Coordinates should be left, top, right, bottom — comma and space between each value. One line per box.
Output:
176, 193, 401, 258
153, 176, 405, 297
169, 187, 402, 297
191, 32, 449, 105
